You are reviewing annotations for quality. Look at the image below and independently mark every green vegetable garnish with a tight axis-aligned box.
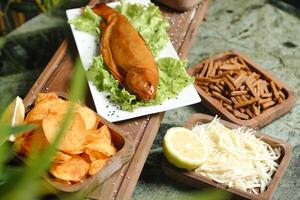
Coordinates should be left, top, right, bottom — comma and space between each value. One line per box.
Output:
70, 0, 169, 56
117, 0, 170, 57
69, 7, 101, 36
86, 57, 193, 111
86, 56, 137, 111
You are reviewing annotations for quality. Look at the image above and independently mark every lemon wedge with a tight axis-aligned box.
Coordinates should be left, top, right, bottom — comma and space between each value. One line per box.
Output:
163, 127, 207, 170
1, 96, 25, 141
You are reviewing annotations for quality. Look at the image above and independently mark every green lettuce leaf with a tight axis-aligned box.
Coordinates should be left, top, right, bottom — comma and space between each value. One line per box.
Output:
68, 7, 101, 36
86, 57, 193, 111
69, 1, 169, 56
117, 0, 170, 57
147, 58, 194, 105
86, 56, 137, 111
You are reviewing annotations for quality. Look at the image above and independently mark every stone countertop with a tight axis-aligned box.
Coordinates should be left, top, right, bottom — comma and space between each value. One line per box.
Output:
132, 0, 300, 199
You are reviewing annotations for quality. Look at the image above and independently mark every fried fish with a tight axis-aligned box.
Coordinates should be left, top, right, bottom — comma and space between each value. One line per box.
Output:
92, 3, 159, 100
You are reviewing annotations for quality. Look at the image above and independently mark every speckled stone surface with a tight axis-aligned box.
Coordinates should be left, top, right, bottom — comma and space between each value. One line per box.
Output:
132, 0, 300, 199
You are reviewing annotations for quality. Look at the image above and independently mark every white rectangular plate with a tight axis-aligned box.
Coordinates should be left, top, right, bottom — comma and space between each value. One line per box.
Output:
66, 0, 201, 122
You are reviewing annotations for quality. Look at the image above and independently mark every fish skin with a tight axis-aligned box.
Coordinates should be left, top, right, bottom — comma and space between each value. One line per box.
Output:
92, 3, 159, 100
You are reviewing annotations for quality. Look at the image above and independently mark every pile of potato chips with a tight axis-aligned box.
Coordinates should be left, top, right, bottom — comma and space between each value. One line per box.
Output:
15, 93, 117, 183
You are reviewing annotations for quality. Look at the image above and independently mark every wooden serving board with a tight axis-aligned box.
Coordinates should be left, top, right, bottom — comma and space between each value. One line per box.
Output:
187, 51, 297, 129
23, 1, 210, 199
162, 113, 292, 200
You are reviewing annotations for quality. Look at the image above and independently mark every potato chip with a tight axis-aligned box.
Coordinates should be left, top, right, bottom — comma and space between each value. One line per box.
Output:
42, 112, 86, 154
85, 149, 108, 162
84, 125, 117, 157
20, 93, 119, 183
35, 92, 59, 105
85, 125, 111, 144
81, 152, 92, 163
98, 125, 112, 141
49, 155, 89, 181
89, 158, 107, 176
76, 106, 98, 130
25, 100, 57, 123
84, 130, 99, 144
20, 128, 48, 155
49, 99, 71, 115
85, 142, 117, 157
53, 151, 72, 164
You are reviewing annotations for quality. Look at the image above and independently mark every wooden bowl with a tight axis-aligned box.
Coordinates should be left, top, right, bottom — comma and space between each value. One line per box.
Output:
21, 92, 135, 193
156, 0, 204, 11
162, 113, 292, 200
187, 50, 297, 129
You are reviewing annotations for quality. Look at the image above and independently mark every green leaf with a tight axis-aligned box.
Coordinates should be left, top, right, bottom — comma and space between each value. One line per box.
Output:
0, 124, 36, 146
148, 58, 194, 104
0, 70, 42, 115
70, 1, 169, 57
117, 0, 170, 57
69, 6, 101, 36
86, 56, 137, 111
87, 57, 193, 111
6, 9, 66, 40
0, 37, 5, 48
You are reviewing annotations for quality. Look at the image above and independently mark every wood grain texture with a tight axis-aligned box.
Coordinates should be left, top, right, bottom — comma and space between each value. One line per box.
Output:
23, 0, 210, 199
155, 0, 203, 11
187, 50, 297, 129
162, 113, 292, 200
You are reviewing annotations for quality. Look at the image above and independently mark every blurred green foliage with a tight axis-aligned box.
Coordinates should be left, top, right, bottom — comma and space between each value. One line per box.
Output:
0, 59, 87, 200
0, 1, 89, 199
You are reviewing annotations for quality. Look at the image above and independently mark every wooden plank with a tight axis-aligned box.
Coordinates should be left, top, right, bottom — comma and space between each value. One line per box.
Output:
114, 113, 164, 200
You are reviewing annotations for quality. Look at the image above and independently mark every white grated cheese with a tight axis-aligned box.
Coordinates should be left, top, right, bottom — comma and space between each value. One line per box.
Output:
192, 117, 280, 194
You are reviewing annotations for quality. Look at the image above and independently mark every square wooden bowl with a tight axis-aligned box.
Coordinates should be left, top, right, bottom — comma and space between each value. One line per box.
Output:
21, 92, 135, 193
187, 51, 297, 129
161, 113, 292, 200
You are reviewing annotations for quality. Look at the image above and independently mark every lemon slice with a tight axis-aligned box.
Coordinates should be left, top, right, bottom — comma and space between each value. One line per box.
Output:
163, 127, 207, 170
1, 96, 25, 141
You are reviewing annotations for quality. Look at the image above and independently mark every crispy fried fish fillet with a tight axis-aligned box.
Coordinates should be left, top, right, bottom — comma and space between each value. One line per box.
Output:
92, 3, 159, 100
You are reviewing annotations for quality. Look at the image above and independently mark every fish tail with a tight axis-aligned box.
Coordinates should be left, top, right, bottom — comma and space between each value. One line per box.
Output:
91, 3, 116, 20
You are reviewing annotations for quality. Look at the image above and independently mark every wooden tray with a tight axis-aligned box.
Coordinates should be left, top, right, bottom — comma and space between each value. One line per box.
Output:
187, 51, 297, 129
162, 113, 292, 200
22, 95, 135, 193
22, 0, 210, 199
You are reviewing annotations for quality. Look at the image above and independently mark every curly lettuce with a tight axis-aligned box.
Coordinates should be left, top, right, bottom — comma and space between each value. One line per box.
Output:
117, 0, 170, 57
86, 57, 193, 111
68, 7, 101, 36
69, 0, 169, 56
86, 56, 137, 111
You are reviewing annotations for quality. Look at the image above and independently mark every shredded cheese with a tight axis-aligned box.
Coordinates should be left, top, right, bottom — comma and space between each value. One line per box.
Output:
192, 117, 280, 194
